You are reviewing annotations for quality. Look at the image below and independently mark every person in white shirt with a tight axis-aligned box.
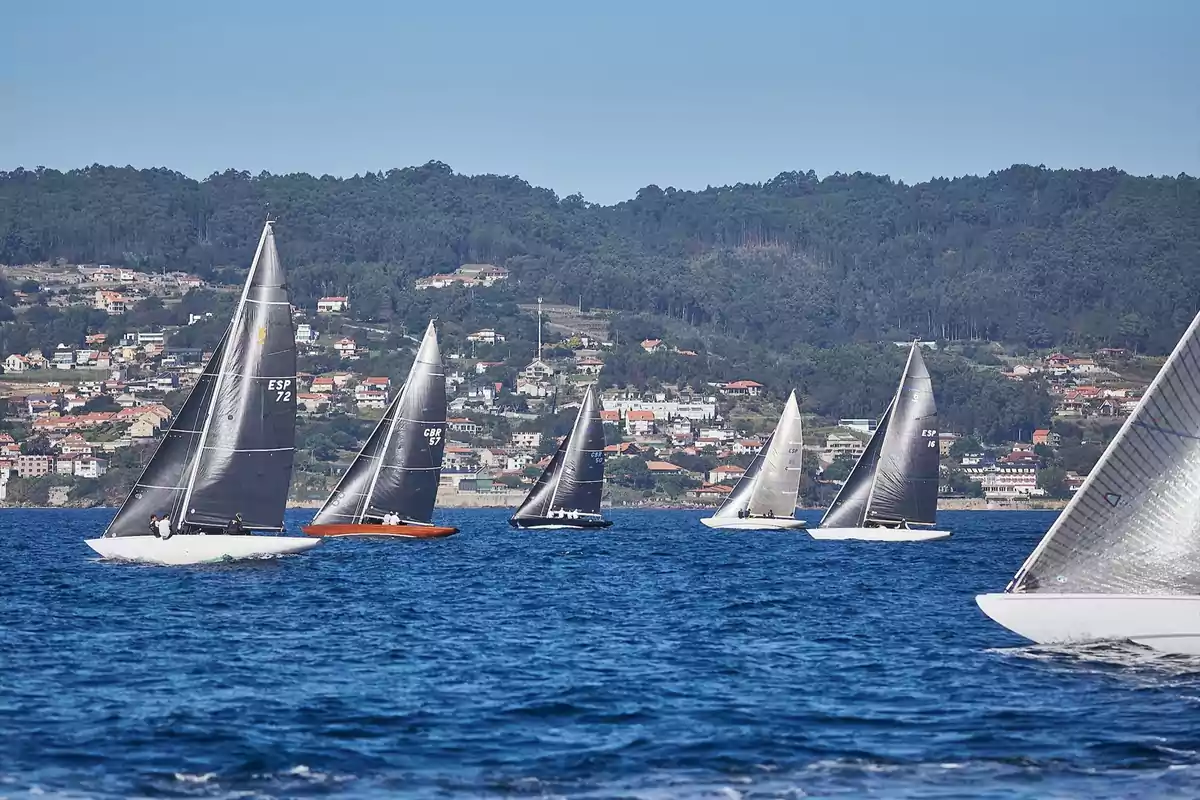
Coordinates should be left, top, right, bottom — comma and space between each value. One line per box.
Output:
157, 516, 173, 540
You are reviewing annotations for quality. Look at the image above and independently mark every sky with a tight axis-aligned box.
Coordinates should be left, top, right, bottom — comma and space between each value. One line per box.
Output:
2, 0, 1197, 204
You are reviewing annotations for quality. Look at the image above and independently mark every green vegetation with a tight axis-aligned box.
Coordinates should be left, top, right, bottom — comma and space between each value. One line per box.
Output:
6, 161, 1194, 441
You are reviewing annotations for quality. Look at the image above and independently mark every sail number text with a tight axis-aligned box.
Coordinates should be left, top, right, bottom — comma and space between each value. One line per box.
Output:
424, 427, 443, 446
922, 428, 938, 448
267, 378, 293, 402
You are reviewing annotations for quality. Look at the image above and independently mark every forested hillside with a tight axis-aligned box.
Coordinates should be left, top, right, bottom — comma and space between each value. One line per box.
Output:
2, 162, 1197, 352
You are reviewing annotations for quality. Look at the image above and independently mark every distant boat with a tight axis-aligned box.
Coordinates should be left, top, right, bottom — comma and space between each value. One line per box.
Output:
810, 342, 950, 542
86, 221, 320, 565
510, 383, 612, 530
303, 321, 456, 539
701, 390, 806, 530
977, 308, 1200, 654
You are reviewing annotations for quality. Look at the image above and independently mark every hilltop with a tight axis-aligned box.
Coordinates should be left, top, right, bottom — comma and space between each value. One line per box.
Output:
1, 162, 1197, 354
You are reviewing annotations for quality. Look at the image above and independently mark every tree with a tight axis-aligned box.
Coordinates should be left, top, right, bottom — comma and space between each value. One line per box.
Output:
821, 455, 858, 482
1037, 466, 1069, 498
23, 435, 53, 455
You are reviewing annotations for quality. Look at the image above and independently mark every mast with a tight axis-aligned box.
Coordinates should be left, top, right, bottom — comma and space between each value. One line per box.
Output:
179, 222, 272, 524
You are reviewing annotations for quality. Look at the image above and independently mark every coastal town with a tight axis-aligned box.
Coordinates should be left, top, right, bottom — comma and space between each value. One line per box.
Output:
0, 259, 1149, 509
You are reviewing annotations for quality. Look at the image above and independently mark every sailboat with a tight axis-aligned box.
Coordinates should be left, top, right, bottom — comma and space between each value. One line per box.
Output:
86, 221, 320, 565
810, 342, 950, 542
302, 321, 456, 539
977, 309, 1200, 655
510, 383, 612, 530
701, 390, 807, 530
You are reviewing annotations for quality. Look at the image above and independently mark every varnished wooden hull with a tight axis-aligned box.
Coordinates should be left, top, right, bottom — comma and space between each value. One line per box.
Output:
301, 523, 459, 539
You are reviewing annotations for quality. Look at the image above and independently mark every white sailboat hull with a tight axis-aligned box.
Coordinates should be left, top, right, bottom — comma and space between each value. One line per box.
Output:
976, 593, 1200, 655
700, 516, 808, 530
85, 535, 321, 565
809, 526, 951, 541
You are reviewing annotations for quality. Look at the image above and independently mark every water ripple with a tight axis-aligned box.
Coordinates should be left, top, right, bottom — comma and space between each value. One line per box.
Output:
3, 508, 1200, 797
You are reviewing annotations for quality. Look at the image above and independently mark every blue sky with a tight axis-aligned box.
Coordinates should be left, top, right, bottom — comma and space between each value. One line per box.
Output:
2, 0, 1196, 203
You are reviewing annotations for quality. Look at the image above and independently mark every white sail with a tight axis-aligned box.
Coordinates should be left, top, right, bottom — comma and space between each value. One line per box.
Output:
713, 391, 804, 519
1010, 309, 1200, 595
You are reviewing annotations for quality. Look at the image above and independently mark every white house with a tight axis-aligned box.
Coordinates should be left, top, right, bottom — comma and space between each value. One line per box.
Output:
317, 296, 349, 313
721, 380, 764, 397
467, 329, 505, 346
511, 431, 542, 450
334, 338, 358, 360
4, 354, 30, 372
295, 323, 319, 345
74, 457, 108, 479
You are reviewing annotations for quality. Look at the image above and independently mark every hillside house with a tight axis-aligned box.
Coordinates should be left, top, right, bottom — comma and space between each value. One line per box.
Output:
640, 339, 663, 354
823, 432, 866, 464
625, 410, 656, 436
74, 457, 107, 478
467, 329, 505, 345
58, 434, 94, 456
4, 354, 30, 372
575, 357, 604, 376
721, 380, 764, 397
334, 338, 358, 360
516, 377, 551, 398
511, 431, 542, 450
732, 438, 763, 455
310, 376, 335, 394
295, 323, 319, 345
93, 290, 128, 315
938, 432, 958, 457
457, 264, 509, 285
355, 390, 388, 409
977, 465, 1043, 501
521, 359, 555, 381
448, 418, 481, 436
604, 442, 641, 458
707, 464, 747, 484
317, 296, 349, 313
688, 483, 733, 502
297, 393, 330, 415
17, 455, 53, 478
646, 461, 683, 474
1032, 429, 1061, 447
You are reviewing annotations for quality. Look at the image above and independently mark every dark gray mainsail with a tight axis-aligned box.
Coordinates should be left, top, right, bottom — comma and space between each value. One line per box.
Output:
512, 384, 606, 521
105, 221, 297, 536
1009, 309, 1200, 595
865, 344, 939, 525
182, 222, 297, 530
311, 321, 447, 525
819, 342, 939, 528
712, 390, 805, 519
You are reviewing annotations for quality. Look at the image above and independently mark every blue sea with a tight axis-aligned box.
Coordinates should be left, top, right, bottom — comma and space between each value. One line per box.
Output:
3, 509, 1200, 798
